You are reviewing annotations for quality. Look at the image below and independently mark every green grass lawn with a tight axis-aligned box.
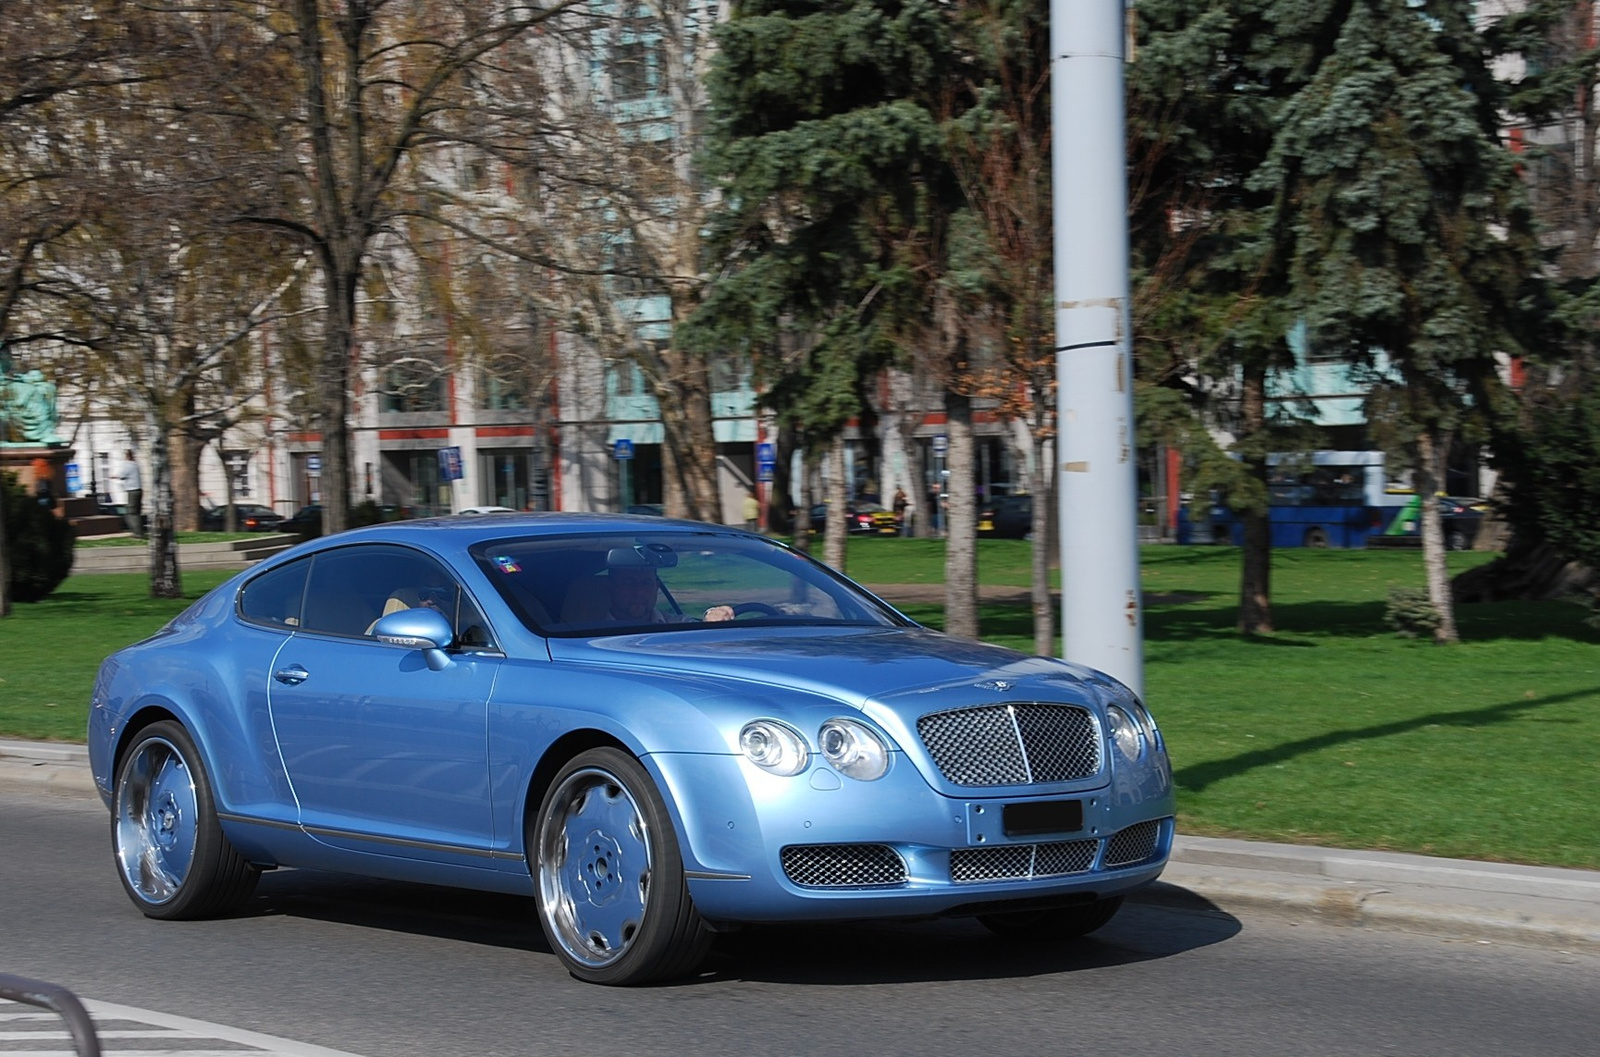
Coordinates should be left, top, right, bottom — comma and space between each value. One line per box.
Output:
76, 532, 260, 547
4, 540, 1597, 870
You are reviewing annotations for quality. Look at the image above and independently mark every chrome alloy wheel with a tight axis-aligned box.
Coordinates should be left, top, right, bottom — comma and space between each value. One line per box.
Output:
537, 766, 654, 970
114, 736, 198, 907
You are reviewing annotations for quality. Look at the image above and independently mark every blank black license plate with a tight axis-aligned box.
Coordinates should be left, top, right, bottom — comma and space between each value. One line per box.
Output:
1003, 799, 1083, 837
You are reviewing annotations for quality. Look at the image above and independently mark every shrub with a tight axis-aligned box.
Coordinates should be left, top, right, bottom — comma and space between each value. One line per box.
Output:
1384, 585, 1440, 639
3, 470, 75, 602
350, 500, 408, 527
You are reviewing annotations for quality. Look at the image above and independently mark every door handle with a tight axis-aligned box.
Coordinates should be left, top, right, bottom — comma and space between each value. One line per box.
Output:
273, 664, 310, 685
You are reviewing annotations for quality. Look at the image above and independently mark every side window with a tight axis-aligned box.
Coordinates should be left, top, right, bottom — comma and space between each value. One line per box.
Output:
238, 559, 310, 629
301, 544, 494, 648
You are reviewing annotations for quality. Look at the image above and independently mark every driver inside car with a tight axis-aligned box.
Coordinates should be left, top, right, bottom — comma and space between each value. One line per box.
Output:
606, 565, 734, 624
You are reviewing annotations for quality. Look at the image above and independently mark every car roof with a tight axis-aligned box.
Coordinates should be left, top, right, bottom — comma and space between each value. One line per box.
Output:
277, 510, 741, 551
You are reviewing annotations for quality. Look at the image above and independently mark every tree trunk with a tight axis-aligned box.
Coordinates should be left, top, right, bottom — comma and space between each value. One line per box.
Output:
1029, 428, 1053, 656
316, 256, 358, 536
654, 342, 720, 521
1415, 430, 1459, 644
1453, 531, 1596, 602
171, 419, 202, 533
944, 389, 979, 640
0, 474, 12, 617
1238, 360, 1273, 634
791, 446, 813, 554
824, 434, 848, 571
147, 420, 182, 599
773, 419, 800, 536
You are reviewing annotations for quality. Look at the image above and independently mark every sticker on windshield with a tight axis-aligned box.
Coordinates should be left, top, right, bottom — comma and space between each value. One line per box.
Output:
493, 555, 522, 574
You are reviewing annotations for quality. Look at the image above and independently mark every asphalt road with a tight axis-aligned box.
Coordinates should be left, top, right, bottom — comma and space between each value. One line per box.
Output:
2, 791, 1595, 1057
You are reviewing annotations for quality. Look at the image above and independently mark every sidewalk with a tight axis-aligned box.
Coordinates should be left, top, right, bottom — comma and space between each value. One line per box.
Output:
5, 738, 1596, 956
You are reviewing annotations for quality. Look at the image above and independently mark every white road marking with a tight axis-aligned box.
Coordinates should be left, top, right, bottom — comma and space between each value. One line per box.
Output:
0, 998, 367, 1057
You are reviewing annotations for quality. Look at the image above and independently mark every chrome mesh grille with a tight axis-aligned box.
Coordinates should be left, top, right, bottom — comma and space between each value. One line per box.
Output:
917, 703, 1101, 786
1104, 819, 1163, 867
950, 839, 1099, 883
781, 844, 907, 888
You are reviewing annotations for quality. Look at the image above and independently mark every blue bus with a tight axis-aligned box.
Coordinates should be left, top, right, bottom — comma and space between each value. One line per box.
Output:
1199, 451, 1405, 549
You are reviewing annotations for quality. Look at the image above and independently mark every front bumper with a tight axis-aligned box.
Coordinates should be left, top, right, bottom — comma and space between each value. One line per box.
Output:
648, 750, 1174, 925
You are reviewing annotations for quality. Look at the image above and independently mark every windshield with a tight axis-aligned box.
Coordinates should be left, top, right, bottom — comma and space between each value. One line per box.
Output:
471, 531, 911, 636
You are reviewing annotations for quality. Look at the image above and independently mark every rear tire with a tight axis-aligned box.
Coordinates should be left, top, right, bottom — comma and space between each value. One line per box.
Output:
111, 720, 259, 920
977, 896, 1124, 940
532, 747, 712, 985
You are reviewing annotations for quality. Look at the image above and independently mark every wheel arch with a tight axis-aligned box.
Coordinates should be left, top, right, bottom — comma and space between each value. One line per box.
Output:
520, 729, 633, 844
110, 703, 185, 787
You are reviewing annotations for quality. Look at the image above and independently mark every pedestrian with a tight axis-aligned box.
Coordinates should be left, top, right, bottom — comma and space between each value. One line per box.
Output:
900, 494, 915, 537
742, 488, 760, 532
118, 448, 144, 537
30, 458, 54, 508
892, 485, 907, 525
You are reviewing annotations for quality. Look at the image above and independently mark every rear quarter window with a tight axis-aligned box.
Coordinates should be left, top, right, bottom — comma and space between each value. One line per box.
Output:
238, 559, 310, 629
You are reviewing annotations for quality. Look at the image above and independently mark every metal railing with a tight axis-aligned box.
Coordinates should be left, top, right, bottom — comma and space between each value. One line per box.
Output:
0, 973, 101, 1057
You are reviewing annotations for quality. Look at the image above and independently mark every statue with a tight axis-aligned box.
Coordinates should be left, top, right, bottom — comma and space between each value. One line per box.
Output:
1, 367, 64, 446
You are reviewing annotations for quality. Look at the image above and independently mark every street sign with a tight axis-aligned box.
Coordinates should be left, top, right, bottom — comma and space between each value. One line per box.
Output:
757, 462, 774, 483
65, 463, 81, 494
932, 434, 948, 456
614, 439, 635, 460
756, 442, 775, 463
438, 446, 464, 482
307, 455, 321, 473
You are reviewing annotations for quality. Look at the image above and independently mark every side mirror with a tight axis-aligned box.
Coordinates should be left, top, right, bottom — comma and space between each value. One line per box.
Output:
372, 607, 455, 671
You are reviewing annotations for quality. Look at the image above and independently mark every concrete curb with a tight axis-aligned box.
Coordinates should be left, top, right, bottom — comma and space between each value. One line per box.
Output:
4, 739, 1596, 956
71, 533, 300, 574
0, 739, 99, 799
1142, 834, 1600, 956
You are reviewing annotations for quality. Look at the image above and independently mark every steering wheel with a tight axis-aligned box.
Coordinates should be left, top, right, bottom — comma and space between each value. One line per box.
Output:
730, 602, 780, 618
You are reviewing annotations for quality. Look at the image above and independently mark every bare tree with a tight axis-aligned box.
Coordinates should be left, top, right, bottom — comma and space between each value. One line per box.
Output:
943, 3, 1056, 652
455, 1, 727, 519
149, 0, 582, 536
0, 3, 177, 611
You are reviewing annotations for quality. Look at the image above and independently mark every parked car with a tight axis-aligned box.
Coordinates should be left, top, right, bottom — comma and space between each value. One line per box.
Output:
978, 494, 1034, 539
625, 503, 664, 516
276, 503, 323, 538
198, 503, 285, 533
458, 505, 518, 515
1383, 495, 1487, 551
809, 502, 899, 534
87, 512, 1173, 986
1439, 496, 1487, 550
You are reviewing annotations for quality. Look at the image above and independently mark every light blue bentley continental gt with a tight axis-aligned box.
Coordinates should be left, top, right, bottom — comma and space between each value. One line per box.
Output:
87, 513, 1174, 984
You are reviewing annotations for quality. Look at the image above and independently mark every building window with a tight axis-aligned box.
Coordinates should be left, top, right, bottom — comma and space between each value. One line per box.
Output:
382, 449, 448, 517
479, 448, 550, 511
380, 361, 447, 413
610, 360, 640, 397
709, 350, 747, 392
611, 36, 658, 101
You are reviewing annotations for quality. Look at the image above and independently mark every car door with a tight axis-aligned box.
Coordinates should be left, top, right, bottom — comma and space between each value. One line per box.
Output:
266, 542, 501, 865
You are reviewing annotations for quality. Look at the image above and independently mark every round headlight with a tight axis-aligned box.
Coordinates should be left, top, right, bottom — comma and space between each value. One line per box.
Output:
1126, 697, 1162, 749
818, 719, 890, 781
739, 720, 809, 776
1105, 705, 1144, 763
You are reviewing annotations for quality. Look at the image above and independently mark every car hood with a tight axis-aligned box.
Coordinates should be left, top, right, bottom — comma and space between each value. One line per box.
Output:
547, 626, 1113, 710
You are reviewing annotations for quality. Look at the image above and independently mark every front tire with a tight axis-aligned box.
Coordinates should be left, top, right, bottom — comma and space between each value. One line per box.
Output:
532, 748, 712, 985
977, 896, 1124, 940
111, 720, 259, 919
